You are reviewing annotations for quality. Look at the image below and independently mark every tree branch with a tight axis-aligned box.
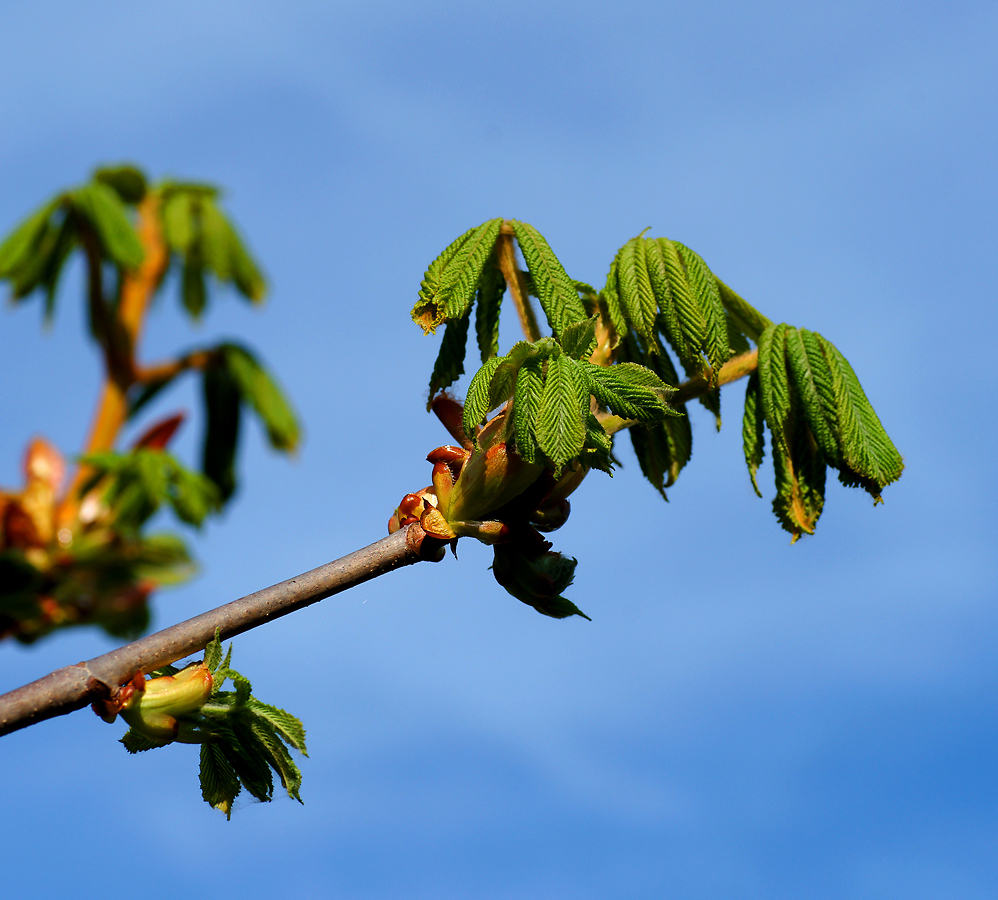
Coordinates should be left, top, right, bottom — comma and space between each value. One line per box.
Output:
0, 524, 442, 738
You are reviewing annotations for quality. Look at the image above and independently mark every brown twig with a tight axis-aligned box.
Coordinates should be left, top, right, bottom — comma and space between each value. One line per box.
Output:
0, 524, 442, 738
497, 225, 541, 343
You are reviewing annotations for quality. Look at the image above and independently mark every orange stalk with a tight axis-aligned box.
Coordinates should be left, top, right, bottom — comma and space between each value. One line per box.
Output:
60, 194, 169, 523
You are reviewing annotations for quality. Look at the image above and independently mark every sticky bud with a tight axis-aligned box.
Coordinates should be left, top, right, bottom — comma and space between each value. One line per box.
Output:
119, 663, 213, 741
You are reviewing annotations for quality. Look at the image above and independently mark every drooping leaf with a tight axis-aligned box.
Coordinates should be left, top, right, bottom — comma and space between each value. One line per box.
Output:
161, 191, 194, 252
771, 407, 827, 541
411, 219, 502, 333
785, 327, 840, 465
200, 741, 241, 819
249, 720, 303, 803
510, 221, 587, 337
70, 183, 144, 270
656, 238, 708, 375
600, 254, 628, 345
742, 371, 765, 497
674, 241, 729, 379
221, 344, 300, 452
202, 363, 242, 501
536, 353, 587, 472
616, 236, 658, 347
813, 332, 904, 499
756, 323, 792, 454
426, 316, 469, 409
182, 252, 207, 319
440, 218, 503, 321
474, 254, 504, 362
0, 197, 60, 279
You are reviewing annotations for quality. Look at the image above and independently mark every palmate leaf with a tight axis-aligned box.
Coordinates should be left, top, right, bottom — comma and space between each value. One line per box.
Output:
160, 186, 267, 315
510, 220, 588, 337
751, 322, 902, 535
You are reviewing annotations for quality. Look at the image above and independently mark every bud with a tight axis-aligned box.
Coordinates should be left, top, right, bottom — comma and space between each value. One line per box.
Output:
119, 663, 213, 741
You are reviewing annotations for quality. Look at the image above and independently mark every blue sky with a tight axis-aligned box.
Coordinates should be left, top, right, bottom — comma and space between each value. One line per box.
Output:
1, 1, 996, 897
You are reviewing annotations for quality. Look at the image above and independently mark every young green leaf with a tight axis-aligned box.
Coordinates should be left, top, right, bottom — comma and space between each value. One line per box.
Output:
536, 353, 587, 472
93, 165, 148, 205
202, 362, 242, 501
462, 354, 504, 439
513, 358, 545, 464
615, 237, 658, 347
558, 315, 599, 360
474, 256, 505, 363
426, 316, 470, 409
200, 741, 242, 819
742, 371, 765, 497
247, 698, 308, 754
221, 344, 300, 453
440, 218, 503, 321
579, 361, 678, 424
204, 630, 224, 673
674, 241, 729, 378
71, 183, 144, 270
0, 197, 60, 279
510, 221, 587, 337
785, 327, 840, 465
756, 323, 792, 453
813, 333, 904, 499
